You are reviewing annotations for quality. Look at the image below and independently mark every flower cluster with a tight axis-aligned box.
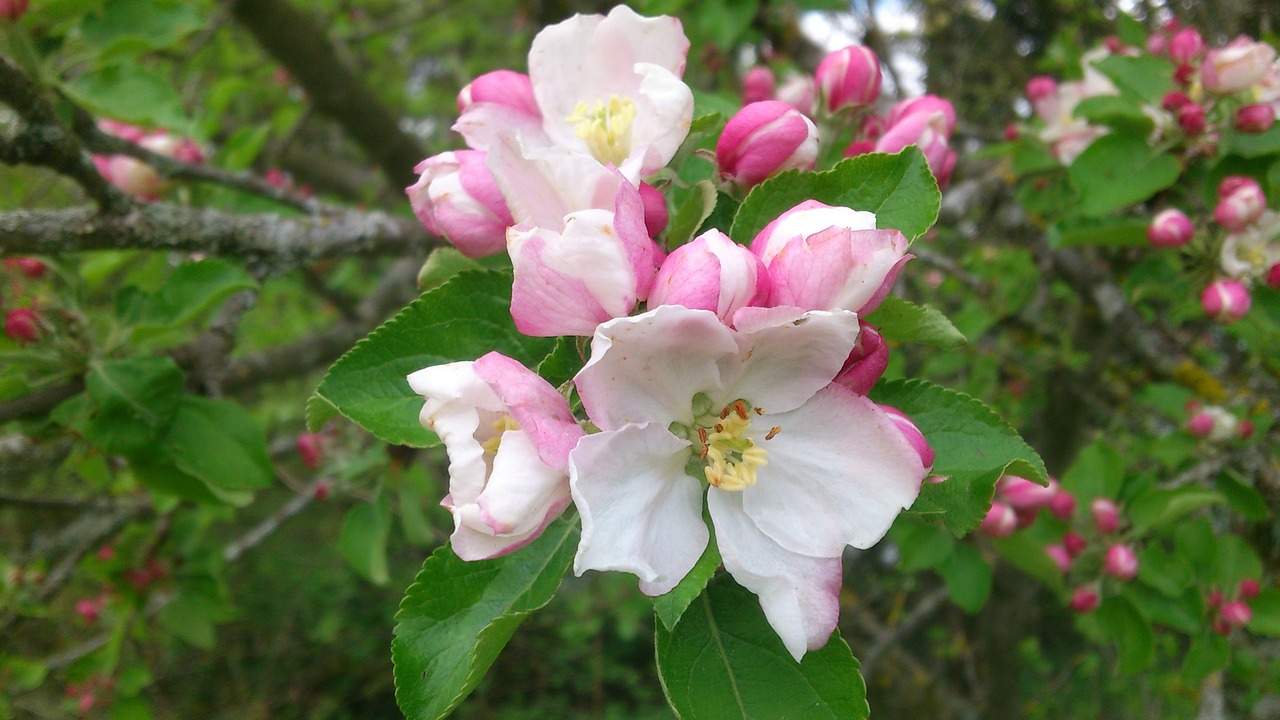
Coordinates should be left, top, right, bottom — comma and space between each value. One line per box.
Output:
729, 48, 959, 190
92, 120, 204, 201
404, 6, 937, 660
3, 256, 49, 345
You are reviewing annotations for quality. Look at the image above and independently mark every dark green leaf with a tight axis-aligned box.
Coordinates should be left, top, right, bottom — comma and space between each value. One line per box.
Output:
80, 0, 202, 52
865, 296, 967, 349
1247, 588, 1280, 637
937, 542, 993, 613
165, 397, 274, 494
1220, 126, 1280, 159
393, 517, 579, 720
1181, 629, 1230, 682
1069, 134, 1181, 217
1128, 486, 1223, 533
83, 357, 184, 455
656, 574, 868, 720
654, 537, 721, 631
1048, 216, 1151, 248
1094, 595, 1154, 674
341, 494, 392, 585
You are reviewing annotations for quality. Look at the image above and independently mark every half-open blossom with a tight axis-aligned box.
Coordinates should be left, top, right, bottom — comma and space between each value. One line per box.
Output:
752, 200, 910, 314
1201, 278, 1251, 322
406, 150, 513, 258
876, 98, 957, 188
815, 45, 881, 113
487, 135, 656, 336
408, 352, 583, 561
453, 70, 545, 151
649, 229, 767, 325
716, 101, 819, 188
1147, 208, 1194, 247
1104, 544, 1139, 580
1214, 179, 1266, 231
521, 5, 694, 182
1202, 38, 1277, 95
570, 304, 927, 660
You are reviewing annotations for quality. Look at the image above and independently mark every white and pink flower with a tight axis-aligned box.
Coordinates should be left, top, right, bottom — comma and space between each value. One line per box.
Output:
649, 229, 767, 325
406, 150, 513, 258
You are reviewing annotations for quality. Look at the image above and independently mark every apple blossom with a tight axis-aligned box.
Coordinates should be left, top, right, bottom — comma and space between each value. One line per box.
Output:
406, 150, 514, 258
1214, 178, 1266, 231
1104, 544, 1138, 580
1091, 498, 1120, 534
1220, 218, 1280, 281
876, 98, 957, 188
1236, 104, 1276, 133
815, 45, 881, 113
407, 351, 583, 561
978, 502, 1017, 538
742, 66, 775, 104
716, 101, 819, 188
1202, 38, 1277, 95
751, 200, 910, 314
1201, 279, 1251, 323
1219, 600, 1252, 627
648, 229, 767, 325
487, 135, 657, 336
1147, 208, 1194, 247
1188, 405, 1240, 442
570, 304, 927, 660
452, 70, 545, 151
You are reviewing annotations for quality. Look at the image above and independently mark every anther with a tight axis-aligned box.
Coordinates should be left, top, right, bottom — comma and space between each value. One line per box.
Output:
765, 426, 782, 440
734, 401, 748, 420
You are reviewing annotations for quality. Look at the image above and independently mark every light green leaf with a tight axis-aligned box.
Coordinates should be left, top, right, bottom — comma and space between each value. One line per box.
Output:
80, 0, 202, 52
83, 357, 184, 455
937, 543, 992, 613
1094, 595, 1154, 674
654, 536, 721, 631
1048, 216, 1151, 248
1091, 55, 1175, 104
870, 379, 1047, 536
165, 397, 274, 494
665, 180, 719, 249
1128, 486, 1224, 533
1220, 126, 1280, 158
1247, 588, 1280, 637
1073, 95, 1154, 136
655, 574, 868, 720
340, 494, 392, 585
865, 296, 966, 349
1069, 134, 1181, 217
1060, 441, 1124, 502
1181, 629, 1230, 682
393, 517, 579, 720
312, 270, 556, 447
125, 259, 256, 339
66, 61, 187, 128
730, 148, 940, 244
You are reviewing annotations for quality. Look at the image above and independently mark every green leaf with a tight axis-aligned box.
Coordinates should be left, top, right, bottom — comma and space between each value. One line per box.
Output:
393, 517, 579, 720
937, 542, 992, 613
666, 180, 719, 249
340, 494, 392, 585
654, 537, 721, 631
1121, 584, 1201, 635
83, 357, 184, 455
1060, 441, 1124, 502
1048, 216, 1151, 248
1094, 595, 1154, 674
1069, 134, 1181, 217
865, 296, 966, 349
156, 575, 231, 649
1215, 470, 1270, 521
304, 394, 339, 433
891, 517, 955, 572
1247, 588, 1280, 637
730, 148, 940, 244
1128, 486, 1224, 533
1220, 125, 1280, 158
1181, 629, 1230, 682
655, 574, 868, 720
535, 337, 583, 390
65, 61, 187, 128
870, 379, 1047, 536
417, 247, 484, 291
312, 270, 556, 447
994, 532, 1064, 593
1073, 95, 1154, 135
130, 457, 250, 506
164, 397, 274, 494
80, 0, 202, 52
1091, 55, 1175, 104
126, 259, 255, 338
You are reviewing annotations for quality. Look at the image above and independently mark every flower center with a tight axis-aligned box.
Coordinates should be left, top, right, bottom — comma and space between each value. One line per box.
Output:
689, 400, 779, 492
481, 414, 520, 455
565, 95, 636, 167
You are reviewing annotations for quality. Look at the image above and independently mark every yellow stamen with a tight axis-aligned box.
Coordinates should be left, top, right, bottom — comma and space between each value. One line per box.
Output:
696, 402, 772, 492
480, 414, 520, 455
565, 95, 637, 166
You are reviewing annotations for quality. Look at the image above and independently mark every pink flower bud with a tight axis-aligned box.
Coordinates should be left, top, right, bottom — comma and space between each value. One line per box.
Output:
816, 45, 882, 112
1236, 104, 1276, 133
0, 0, 29, 20
1047, 544, 1074, 573
1267, 263, 1280, 288
4, 307, 40, 344
716, 101, 819, 188
742, 66, 776, 105
1103, 36, 1124, 54
1201, 279, 1251, 322
887, 95, 958, 135
1168, 28, 1204, 65
1187, 411, 1216, 437
1049, 491, 1078, 521
1239, 578, 1261, 600
1147, 208, 1194, 247
1161, 91, 1192, 111
775, 74, 815, 115
453, 70, 543, 151
1104, 544, 1139, 580
1219, 176, 1258, 198
649, 230, 766, 325
74, 597, 102, 625
4, 257, 45, 278
1178, 103, 1206, 135
1091, 498, 1120, 534
313, 481, 331, 501
1202, 38, 1278, 95
639, 182, 668, 239
296, 432, 324, 470
979, 502, 1018, 538
1063, 531, 1087, 557
876, 101, 956, 188
406, 150, 513, 258
1214, 180, 1266, 231
1004, 124, 1019, 141
998, 475, 1058, 511
1207, 588, 1224, 608
842, 140, 876, 157
859, 114, 886, 142
96, 545, 115, 562
879, 404, 934, 469
1219, 600, 1252, 626
1173, 63, 1196, 85
1026, 76, 1057, 102
458, 69, 536, 116
1145, 34, 1167, 56
1238, 420, 1255, 440
834, 322, 888, 395
1069, 587, 1100, 614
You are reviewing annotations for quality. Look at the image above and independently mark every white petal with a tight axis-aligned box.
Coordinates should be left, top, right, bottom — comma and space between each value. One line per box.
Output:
741, 385, 925, 557
709, 490, 842, 662
407, 362, 504, 505
485, 134, 620, 229
622, 62, 695, 180
575, 306, 737, 430
475, 428, 570, 536
722, 309, 860, 414
570, 423, 707, 596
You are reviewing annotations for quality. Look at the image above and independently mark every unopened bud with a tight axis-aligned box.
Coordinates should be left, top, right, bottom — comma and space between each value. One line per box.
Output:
1267, 263, 1280, 289
3, 257, 47, 279
1161, 91, 1192, 111
1069, 587, 1100, 613
1091, 498, 1120, 534
0, 0, 28, 21
1173, 64, 1196, 85
1145, 34, 1167, 56
1187, 411, 1216, 437
1168, 28, 1205, 65
639, 182, 668, 239
742, 66, 776, 105
4, 308, 40, 344
1063, 531, 1087, 557
1104, 544, 1139, 580
1178, 103, 1206, 136
1239, 578, 1261, 600
296, 432, 324, 470
716, 101, 819, 188
1049, 491, 1077, 521
1201, 278, 1252, 322
1236, 104, 1276, 133
1047, 544, 1073, 573
816, 45, 882, 112
979, 502, 1018, 538
1219, 600, 1252, 626
1026, 76, 1057, 102
1147, 208, 1194, 247
1214, 178, 1266, 231
1239, 420, 1255, 440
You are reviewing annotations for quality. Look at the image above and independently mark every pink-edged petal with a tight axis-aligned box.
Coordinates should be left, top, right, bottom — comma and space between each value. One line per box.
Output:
741, 385, 925, 557
621, 62, 695, 180
473, 428, 570, 536
575, 306, 737, 430
722, 309, 860, 414
486, 134, 620, 229
569, 423, 707, 595
473, 351, 583, 472
709, 490, 842, 661
407, 362, 504, 503
450, 491, 570, 562
751, 200, 876, 264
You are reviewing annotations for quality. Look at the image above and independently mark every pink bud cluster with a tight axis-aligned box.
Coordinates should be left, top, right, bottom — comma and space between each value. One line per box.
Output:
978, 474, 1069, 538
0, 0, 28, 21
92, 120, 204, 201
1184, 400, 1253, 443
1206, 578, 1264, 635
3, 256, 51, 345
